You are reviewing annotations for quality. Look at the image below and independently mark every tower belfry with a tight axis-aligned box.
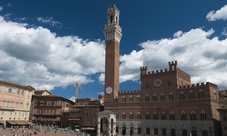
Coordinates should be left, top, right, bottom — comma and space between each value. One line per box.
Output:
104, 4, 122, 103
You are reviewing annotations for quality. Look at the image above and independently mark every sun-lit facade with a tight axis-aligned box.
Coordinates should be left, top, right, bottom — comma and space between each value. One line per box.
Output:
0, 80, 34, 127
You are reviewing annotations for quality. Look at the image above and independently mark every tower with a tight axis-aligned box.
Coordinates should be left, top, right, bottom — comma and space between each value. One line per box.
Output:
104, 4, 122, 103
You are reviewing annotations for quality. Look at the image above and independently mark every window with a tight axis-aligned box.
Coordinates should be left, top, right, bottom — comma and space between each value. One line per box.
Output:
129, 112, 133, 119
146, 84, 149, 88
153, 112, 158, 120
154, 128, 158, 135
180, 94, 185, 100
137, 95, 141, 102
129, 95, 133, 102
116, 113, 119, 119
153, 94, 157, 101
122, 112, 126, 119
138, 127, 141, 134
198, 89, 204, 98
168, 81, 172, 86
146, 128, 150, 135
189, 90, 194, 99
200, 110, 206, 120
171, 129, 176, 136
181, 111, 187, 120
122, 96, 126, 103
137, 112, 141, 119
162, 128, 167, 135
170, 111, 175, 120
160, 93, 165, 101
190, 111, 196, 120
169, 92, 174, 101
145, 112, 150, 119
145, 94, 149, 102
223, 116, 227, 121
17, 90, 20, 95
0, 86, 2, 91
161, 111, 166, 120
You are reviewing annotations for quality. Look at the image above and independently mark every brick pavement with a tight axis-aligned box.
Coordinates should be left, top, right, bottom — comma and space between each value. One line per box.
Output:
0, 129, 74, 136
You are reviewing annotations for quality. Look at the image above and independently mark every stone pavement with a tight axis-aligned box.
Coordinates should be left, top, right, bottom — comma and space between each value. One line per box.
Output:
0, 129, 74, 136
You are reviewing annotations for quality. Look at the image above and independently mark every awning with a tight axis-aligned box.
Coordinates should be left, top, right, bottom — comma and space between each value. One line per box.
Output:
24, 121, 33, 125
14, 120, 27, 125
7, 120, 16, 125
81, 127, 95, 130
0, 120, 5, 124
68, 118, 80, 121
74, 125, 80, 127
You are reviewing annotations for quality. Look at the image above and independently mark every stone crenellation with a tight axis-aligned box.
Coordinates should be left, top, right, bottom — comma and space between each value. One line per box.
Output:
119, 90, 141, 94
178, 82, 217, 89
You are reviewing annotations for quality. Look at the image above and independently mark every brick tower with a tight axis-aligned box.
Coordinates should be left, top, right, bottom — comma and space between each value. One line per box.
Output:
104, 4, 122, 103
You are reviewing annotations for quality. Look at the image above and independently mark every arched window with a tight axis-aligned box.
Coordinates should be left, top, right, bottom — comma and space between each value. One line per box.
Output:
169, 92, 174, 101
116, 113, 119, 119
198, 89, 204, 98
137, 112, 141, 119
161, 111, 166, 120
200, 110, 206, 120
189, 90, 194, 99
136, 95, 141, 102
154, 128, 158, 135
129, 112, 133, 119
214, 90, 217, 99
162, 128, 167, 135
170, 111, 175, 120
190, 111, 196, 120
145, 112, 150, 119
181, 111, 186, 120
152, 93, 157, 101
122, 96, 126, 103
171, 129, 176, 136
145, 94, 149, 102
160, 93, 165, 101
180, 91, 185, 100
129, 95, 133, 102
122, 112, 126, 119
146, 127, 150, 135
153, 111, 158, 120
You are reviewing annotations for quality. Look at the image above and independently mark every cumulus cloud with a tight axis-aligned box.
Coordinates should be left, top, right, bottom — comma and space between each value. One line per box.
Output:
0, 15, 105, 90
206, 5, 227, 21
37, 17, 62, 27
117, 28, 227, 90
0, 6, 2, 11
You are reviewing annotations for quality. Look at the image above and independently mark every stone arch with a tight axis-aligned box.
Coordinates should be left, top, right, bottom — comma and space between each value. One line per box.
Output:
152, 123, 159, 129
153, 93, 157, 96
191, 110, 195, 114
189, 90, 193, 93
180, 91, 184, 94
160, 123, 167, 129
161, 93, 165, 96
181, 124, 188, 130
199, 89, 204, 92
201, 110, 206, 114
169, 123, 177, 129
169, 92, 173, 95
170, 111, 174, 114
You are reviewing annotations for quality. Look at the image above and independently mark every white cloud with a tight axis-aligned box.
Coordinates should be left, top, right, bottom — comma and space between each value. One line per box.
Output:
117, 28, 227, 90
206, 5, 227, 21
0, 6, 2, 11
37, 17, 62, 27
0, 15, 105, 91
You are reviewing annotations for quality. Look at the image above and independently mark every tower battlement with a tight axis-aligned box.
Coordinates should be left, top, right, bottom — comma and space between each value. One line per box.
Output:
178, 82, 217, 89
119, 90, 141, 94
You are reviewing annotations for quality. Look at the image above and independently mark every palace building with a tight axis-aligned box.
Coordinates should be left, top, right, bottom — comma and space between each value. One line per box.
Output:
97, 4, 224, 136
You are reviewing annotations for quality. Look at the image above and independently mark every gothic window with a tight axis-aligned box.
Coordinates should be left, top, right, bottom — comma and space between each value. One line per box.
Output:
137, 95, 141, 102
160, 93, 165, 101
129, 112, 133, 119
146, 127, 150, 135
145, 94, 149, 102
153, 93, 157, 101
198, 89, 204, 98
190, 111, 196, 120
180, 91, 185, 100
168, 80, 172, 86
154, 128, 158, 135
153, 111, 158, 120
122, 112, 126, 119
116, 113, 119, 119
162, 128, 167, 135
122, 96, 126, 103
169, 92, 174, 101
189, 90, 194, 99
137, 112, 141, 119
138, 127, 141, 134
200, 110, 207, 120
129, 95, 133, 102
170, 111, 175, 120
161, 111, 166, 120
146, 83, 149, 88
171, 129, 176, 136
110, 15, 113, 23
181, 111, 187, 120
146, 112, 150, 119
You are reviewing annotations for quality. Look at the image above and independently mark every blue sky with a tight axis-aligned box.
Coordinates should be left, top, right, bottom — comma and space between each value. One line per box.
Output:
0, 0, 227, 101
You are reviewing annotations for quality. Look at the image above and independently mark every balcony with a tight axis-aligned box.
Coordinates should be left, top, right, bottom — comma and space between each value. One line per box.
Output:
33, 104, 62, 108
33, 113, 62, 116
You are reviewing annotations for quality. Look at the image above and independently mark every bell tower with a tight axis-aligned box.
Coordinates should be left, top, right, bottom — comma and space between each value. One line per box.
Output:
104, 4, 122, 103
